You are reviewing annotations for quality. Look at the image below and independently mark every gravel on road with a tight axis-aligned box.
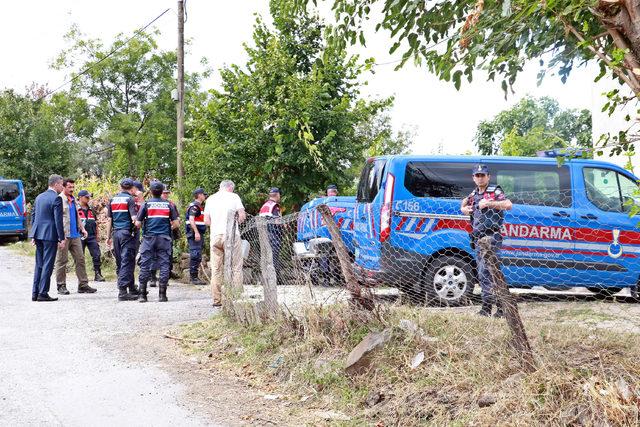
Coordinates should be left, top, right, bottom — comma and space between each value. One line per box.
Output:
0, 245, 224, 426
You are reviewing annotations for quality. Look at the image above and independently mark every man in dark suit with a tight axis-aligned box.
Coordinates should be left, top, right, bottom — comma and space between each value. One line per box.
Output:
30, 174, 66, 302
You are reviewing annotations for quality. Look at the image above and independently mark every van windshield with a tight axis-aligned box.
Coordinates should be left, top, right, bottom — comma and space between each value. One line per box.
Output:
357, 159, 387, 203
0, 182, 20, 202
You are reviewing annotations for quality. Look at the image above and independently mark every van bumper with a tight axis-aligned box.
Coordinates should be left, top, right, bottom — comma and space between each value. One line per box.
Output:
0, 229, 26, 236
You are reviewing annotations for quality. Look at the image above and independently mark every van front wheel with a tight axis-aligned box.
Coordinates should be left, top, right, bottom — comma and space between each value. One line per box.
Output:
423, 255, 474, 306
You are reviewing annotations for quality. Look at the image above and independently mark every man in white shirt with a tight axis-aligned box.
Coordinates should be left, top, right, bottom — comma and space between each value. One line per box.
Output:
204, 180, 246, 307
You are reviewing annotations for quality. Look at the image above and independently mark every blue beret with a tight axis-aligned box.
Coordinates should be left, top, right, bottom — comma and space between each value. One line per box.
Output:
269, 187, 280, 194
120, 178, 134, 188
77, 190, 91, 198
132, 180, 144, 192
193, 188, 206, 197
150, 181, 164, 192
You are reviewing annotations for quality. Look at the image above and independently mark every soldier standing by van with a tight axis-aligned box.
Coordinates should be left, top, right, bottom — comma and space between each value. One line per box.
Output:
460, 164, 512, 317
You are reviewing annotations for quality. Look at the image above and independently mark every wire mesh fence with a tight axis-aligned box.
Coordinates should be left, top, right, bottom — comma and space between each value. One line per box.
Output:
220, 194, 639, 323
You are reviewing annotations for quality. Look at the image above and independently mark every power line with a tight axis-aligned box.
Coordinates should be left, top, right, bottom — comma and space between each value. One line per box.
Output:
40, 7, 172, 101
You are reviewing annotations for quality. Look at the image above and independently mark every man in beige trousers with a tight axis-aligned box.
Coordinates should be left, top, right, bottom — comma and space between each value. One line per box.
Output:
54, 178, 97, 295
204, 180, 245, 307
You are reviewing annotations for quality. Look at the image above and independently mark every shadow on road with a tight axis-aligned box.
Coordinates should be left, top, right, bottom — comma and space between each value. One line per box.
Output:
0, 237, 19, 246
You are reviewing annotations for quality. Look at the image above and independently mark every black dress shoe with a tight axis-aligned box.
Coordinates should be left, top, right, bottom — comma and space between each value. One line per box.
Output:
37, 294, 59, 302
32, 295, 37, 302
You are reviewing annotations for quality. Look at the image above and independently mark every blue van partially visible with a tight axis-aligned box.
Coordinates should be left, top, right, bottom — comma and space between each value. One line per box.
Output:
0, 178, 28, 240
352, 155, 640, 304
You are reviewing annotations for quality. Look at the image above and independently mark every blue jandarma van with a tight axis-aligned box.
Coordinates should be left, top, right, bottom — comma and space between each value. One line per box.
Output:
297, 155, 640, 304
0, 178, 27, 240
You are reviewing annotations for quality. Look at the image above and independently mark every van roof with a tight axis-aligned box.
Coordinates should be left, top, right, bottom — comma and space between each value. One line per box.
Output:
370, 155, 636, 175
0, 178, 23, 184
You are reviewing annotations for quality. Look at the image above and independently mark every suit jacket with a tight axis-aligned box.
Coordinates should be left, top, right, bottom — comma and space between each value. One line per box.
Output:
29, 189, 64, 242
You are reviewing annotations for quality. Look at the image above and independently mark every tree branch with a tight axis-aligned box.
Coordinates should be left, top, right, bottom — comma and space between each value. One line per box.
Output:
559, 16, 640, 95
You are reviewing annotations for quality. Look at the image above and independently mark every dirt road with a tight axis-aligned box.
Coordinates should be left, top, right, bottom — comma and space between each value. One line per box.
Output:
0, 245, 274, 426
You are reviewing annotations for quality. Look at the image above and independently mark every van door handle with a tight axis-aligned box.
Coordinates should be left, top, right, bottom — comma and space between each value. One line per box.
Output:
552, 211, 570, 217
581, 213, 598, 220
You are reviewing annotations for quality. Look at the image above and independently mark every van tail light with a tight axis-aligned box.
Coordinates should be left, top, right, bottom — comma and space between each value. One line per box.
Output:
22, 190, 27, 216
380, 173, 395, 243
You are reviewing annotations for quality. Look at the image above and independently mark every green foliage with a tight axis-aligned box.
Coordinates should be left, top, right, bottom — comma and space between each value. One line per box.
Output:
474, 96, 592, 157
292, 0, 640, 157
0, 89, 74, 199
53, 26, 205, 183
297, 0, 613, 92
185, 6, 409, 212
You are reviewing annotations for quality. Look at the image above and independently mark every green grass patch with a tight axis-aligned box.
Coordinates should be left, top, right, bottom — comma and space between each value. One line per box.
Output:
554, 307, 618, 323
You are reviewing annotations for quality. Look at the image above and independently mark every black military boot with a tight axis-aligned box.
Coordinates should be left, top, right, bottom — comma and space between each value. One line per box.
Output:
127, 283, 140, 296
139, 284, 147, 303
118, 287, 138, 301
477, 302, 492, 317
78, 283, 97, 293
57, 284, 70, 295
94, 268, 106, 282
190, 276, 205, 286
158, 285, 168, 302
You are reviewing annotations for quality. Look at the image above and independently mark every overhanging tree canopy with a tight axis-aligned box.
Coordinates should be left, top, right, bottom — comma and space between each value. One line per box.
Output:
294, 0, 640, 153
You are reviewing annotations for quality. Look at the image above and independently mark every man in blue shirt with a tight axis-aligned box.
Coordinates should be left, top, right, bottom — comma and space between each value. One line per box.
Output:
54, 178, 97, 295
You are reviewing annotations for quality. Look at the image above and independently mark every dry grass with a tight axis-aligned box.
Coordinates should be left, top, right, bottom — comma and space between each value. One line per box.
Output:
177, 305, 640, 426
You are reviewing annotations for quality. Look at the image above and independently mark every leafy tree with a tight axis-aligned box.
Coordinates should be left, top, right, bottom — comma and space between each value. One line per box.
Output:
52, 27, 204, 182
0, 89, 75, 199
475, 96, 592, 156
293, 0, 640, 154
185, 7, 408, 212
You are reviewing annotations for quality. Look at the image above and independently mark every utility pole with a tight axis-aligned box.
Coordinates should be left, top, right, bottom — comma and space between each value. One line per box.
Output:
176, 0, 185, 188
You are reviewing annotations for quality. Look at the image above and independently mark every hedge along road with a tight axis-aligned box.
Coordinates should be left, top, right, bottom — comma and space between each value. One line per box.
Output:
0, 244, 221, 426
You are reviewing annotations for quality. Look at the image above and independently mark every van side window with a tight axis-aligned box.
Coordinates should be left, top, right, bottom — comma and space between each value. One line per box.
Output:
0, 182, 19, 202
357, 159, 387, 203
584, 167, 639, 213
495, 165, 571, 208
404, 162, 475, 198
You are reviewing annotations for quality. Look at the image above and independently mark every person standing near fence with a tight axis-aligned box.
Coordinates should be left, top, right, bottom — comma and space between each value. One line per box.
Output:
460, 164, 512, 317
186, 188, 207, 286
204, 180, 246, 307
77, 190, 105, 282
259, 187, 285, 285
326, 184, 338, 197
136, 181, 180, 303
106, 178, 140, 301
30, 174, 66, 302
54, 178, 96, 295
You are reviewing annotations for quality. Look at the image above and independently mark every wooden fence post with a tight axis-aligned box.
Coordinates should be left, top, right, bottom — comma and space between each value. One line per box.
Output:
317, 204, 373, 310
223, 211, 243, 296
477, 236, 536, 371
256, 217, 278, 316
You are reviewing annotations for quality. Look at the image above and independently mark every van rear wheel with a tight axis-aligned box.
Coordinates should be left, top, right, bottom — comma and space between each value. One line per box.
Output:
423, 255, 474, 306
